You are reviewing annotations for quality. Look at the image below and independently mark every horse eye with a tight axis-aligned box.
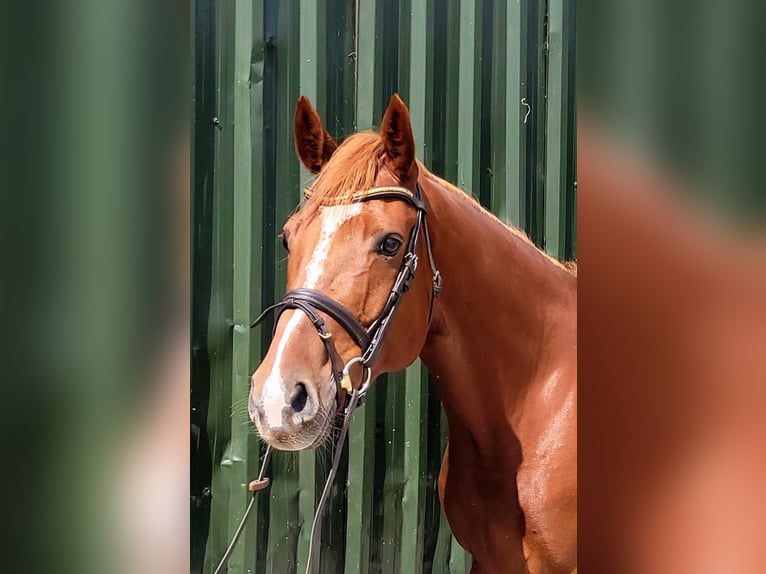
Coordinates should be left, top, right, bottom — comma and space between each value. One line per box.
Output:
378, 235, 402, 256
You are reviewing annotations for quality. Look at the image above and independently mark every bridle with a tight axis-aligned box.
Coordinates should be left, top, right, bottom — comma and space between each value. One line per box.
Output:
213, 182, 441, 574
250, 182, 441, 408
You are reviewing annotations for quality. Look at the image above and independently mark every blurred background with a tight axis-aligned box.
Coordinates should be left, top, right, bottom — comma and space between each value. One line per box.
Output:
579, 0, 766, 221
1, 0, 188, 572
579, 0, 766, 572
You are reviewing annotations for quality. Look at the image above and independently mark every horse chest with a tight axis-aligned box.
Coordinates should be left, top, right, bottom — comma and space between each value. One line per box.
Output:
438, 445, 528, 571
515, 385, 578, 571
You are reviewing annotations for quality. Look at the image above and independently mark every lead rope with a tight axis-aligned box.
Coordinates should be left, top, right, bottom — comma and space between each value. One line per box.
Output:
213, 445, 273, 574
212, 363, 371, 574
305, 370, 370, 574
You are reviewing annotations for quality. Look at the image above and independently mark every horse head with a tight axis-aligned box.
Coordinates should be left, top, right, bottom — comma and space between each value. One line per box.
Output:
249, 94, 436, 450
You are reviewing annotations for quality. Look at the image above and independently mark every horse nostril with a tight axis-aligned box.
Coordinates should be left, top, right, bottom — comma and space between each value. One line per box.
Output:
290, 383, 309, 413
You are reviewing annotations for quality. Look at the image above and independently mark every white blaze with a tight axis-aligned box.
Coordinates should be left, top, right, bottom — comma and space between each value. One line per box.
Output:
260, 204, 362, 424
304, 204, 362, 288
261, 311, 301, 426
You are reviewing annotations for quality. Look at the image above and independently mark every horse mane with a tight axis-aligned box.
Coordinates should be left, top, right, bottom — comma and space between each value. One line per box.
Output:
301, 132, 577, 277
420, 169, 577, 277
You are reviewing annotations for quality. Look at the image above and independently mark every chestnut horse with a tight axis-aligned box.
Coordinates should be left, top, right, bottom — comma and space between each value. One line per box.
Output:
248, 94, 577, 574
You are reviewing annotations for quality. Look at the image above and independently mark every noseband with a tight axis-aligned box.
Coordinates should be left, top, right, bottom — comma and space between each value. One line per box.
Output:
249, 182, 442, 408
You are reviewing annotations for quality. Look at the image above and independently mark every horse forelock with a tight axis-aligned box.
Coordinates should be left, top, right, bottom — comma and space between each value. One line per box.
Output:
301, 132, 386, 220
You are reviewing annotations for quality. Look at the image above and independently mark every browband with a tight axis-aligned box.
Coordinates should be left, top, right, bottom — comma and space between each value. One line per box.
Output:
303, 185, 428, 212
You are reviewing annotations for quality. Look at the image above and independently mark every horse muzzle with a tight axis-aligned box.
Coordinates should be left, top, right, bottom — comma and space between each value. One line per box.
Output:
249, 370, 336, 451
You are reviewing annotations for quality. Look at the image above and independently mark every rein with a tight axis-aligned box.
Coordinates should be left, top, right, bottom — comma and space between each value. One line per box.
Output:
213, 183, 441, 574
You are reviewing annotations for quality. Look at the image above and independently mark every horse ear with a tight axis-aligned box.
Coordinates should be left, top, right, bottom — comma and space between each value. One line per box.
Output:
380, 94, 415, 179
294, 96, 337, 174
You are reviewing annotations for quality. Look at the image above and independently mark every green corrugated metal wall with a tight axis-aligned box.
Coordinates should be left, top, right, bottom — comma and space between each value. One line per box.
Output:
191, 0, 576, 572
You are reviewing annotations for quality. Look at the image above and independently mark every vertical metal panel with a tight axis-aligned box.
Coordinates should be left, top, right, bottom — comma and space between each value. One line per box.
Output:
191, 0, 216, 569
264, 1, 304, 572
525, 0, 549, 246
544, 0, 576, 259
354, 0, 378, 131
400, 0, 430, 571
441, 0, 461, 184
203, 0, 236, 570
318, 5, 357, 571
489, 0, 508, 220
428, 410, 452, 574
296, 3, 319, 571
344, 2, 379, 573
544, 0, 564, 259
374, 5, 405, 572
456, 0, 478, 195
231, 0, 263, 569
344, 384, 378, 574
197, 0, 576, 572
503, 0, 526, 229
260, 0, 300, 574
400, 364, 429, 571
251, 2, 271, 567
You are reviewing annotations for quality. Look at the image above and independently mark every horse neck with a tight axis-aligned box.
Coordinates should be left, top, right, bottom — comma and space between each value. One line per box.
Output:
418, 172, 576, 454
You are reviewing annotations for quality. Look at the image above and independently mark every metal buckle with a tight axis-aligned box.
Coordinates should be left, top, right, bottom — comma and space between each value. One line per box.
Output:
433, 270, 442, 296
401, 253, 419, 293
340, 356, 372, 405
